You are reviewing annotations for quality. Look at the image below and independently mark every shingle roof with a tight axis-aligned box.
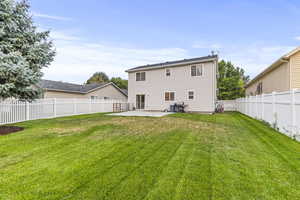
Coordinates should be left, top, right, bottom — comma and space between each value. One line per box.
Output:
126, 55, 218, 72
38, 79, 128, 97
38, 80, 109, 94
120, 89, 128, 96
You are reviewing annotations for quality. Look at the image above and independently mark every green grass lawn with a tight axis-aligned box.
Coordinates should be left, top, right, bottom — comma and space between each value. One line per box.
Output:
0, 112, 299, 200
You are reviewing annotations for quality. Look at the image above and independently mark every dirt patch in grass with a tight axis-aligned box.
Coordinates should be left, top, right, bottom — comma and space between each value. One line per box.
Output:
108, 117, 222, 135
47, 127, 87, 136
0, 126, 24, 135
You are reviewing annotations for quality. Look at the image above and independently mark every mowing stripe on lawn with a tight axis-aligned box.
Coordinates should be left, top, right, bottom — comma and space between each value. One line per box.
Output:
1, 127, 174, 199
61, 130, 187, 200
0, 122, 151, 171
225, 113, 300, 199
99, 131, 188, 200
142, 131, 198, 200
236, 114, 299, 171
174, 126, 215, 200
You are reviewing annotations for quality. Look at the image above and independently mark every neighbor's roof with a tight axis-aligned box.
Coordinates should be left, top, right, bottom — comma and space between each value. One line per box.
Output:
245, 47, 300, 88
126, 55, 218, 72
38, 79, 128, 96
120, 89, 128, 96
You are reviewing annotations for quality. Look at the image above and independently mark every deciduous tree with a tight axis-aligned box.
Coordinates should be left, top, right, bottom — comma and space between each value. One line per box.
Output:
86, 72, 109, 84
110, 77, 128, 89
217, 60, 249, 100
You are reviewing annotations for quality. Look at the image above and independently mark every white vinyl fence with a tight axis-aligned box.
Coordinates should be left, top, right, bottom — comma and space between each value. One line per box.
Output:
217, 100, 236, 111
0, 98, 131, 125
236, 89, 300, 141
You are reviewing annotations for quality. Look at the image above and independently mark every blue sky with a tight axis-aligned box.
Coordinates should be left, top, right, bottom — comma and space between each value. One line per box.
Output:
28, 0, 300, 83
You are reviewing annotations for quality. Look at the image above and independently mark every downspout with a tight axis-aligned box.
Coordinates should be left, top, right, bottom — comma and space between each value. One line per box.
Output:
214, 57, 218, 111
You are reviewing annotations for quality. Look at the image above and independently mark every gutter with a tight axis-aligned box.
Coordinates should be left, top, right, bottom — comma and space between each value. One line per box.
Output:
126, 57, 217, 73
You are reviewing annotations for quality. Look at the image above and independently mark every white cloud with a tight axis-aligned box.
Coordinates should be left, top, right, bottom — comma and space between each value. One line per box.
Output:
50, 31, 80, 41
191, 41, 295, 79
219, 44, 295, 78
295, 36, 300, 41
32, 12, 72, 21
43, 31, 188, 84
43, 30, 296, 84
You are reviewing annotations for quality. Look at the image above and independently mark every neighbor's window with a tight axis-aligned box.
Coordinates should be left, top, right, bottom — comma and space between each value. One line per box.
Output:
165, 92, 175, 101
191, 65, 203, 76
166, 68, 171, 76
91, 96, 98, 100
256, 82, 263, 95
188, 91, 194, 100
104, 97, 109, 100
136, 72, 146, 81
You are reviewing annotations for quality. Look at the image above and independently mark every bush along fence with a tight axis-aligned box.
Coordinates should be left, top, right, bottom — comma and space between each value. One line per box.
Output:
0, 98, 131, 125
236, 89, 300, 142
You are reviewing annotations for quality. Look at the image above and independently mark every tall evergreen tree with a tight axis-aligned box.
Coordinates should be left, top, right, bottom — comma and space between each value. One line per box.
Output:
0, 0, 55, 101
217, 60, 249, 100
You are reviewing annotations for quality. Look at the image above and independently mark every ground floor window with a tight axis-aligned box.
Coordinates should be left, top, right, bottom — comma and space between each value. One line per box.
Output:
91, 96, 98, 100
188, 91, 194, 100
165, 92, 175, 101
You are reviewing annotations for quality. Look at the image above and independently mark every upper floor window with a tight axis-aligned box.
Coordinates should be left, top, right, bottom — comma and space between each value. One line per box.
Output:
165, 92, 175, 101
191, 65, 203, 76
166, 68, 171, 76
136, 72, 146, 81
188, 91, 194, 100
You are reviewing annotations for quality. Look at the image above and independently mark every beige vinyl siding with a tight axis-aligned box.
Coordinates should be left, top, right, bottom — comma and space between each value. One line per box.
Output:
290, 51, 300, 89
86, 84, 127, 100
246, 62, 290, 96
43, 91, 85, 98
43, 84, 127, 100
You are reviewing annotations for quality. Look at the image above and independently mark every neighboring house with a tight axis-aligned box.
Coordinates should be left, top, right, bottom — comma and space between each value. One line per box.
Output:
126, 55, 218, 113
37, 79, 128, 100
246, 47, 300, 96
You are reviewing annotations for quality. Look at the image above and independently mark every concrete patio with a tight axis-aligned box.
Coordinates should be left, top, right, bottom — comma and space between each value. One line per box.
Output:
108, 111, 174, 117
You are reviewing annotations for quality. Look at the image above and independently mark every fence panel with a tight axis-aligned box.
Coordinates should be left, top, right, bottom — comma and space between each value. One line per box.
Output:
0, 98, 130, 125
236, 89, 300, 141
217, 100, 236, 111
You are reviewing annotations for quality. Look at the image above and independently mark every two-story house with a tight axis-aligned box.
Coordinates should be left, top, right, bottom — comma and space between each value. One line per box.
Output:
126, 55, 218, 113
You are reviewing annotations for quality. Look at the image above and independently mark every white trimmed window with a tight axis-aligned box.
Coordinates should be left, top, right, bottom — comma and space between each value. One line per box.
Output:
188, 91, 194, 100
136, 72, 146, 81
165, 92, 175, 101
166, 68, 171, 76
191, 65, 203, 76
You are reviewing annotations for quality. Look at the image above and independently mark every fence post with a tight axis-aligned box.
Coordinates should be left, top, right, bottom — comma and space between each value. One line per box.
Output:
261, 93, 264, 120
256, 95, 258, 118
272, 91, 276, 125
74, 98, 77, 114
89, 98, 92, 113
291, 89, 296, 136
26, 101, 29, 120
245, 96, 247, 114
53, 98, 57, 118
